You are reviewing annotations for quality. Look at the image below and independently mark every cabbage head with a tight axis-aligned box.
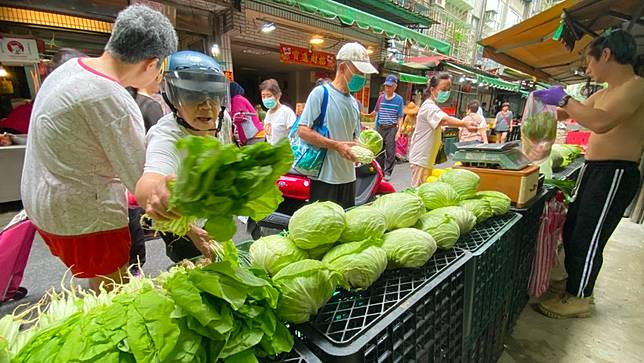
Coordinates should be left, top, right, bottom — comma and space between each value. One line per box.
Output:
289, 201, 345, 249
339, 206, 387, 242
460, 199, 494, 223
351, 145, 376, 164
475, 191, 511, 216
307, 243, 335, 260
438, 169, 481, 200
359, 129, 383, 154
417, 181, 460, 210
382, 228, 437, 269
415, 213, 461, 249
373, 192, 425, 230
322, 238, 387, 290
426, 206, 477, 234
272, 259, 342, 323
249, 235, 308, 276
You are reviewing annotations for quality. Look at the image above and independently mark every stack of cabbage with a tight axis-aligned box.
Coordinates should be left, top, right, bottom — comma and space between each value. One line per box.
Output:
249, 169, 512, 325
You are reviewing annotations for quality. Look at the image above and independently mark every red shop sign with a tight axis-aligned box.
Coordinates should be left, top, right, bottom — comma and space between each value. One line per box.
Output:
279, 43, 336, 70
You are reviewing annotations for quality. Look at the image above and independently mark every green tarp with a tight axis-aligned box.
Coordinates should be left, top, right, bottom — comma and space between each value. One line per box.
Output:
476, 74, 520, 92
270, 0, 452, 55
398, 72, 428, 84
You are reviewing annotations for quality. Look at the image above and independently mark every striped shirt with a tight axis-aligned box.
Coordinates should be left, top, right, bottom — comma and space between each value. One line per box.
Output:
375, 93, 404, 126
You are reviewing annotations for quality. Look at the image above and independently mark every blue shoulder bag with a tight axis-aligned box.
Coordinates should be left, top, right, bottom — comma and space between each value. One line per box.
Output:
288, 84, 329, 177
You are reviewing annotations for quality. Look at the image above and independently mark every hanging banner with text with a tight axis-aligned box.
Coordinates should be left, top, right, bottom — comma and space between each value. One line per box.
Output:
279, 44, 336, 70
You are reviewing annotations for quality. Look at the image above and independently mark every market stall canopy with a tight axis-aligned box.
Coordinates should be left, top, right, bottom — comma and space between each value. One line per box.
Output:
479, 0, 644, 84
270, 0, 452, 55
397, 72, 428, 84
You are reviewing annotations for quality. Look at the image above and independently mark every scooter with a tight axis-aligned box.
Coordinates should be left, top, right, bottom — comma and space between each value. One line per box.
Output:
247, 160, 395, 239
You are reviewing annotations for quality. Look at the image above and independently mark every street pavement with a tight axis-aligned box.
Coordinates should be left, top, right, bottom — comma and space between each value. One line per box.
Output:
0, 162, 413, 316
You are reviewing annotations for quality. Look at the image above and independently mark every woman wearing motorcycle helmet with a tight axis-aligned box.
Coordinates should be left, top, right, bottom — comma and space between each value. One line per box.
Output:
135, 50, 231, 262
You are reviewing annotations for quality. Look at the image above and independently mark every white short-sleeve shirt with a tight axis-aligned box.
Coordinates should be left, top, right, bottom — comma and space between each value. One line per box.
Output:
408, 99, 447, 168
265, 105, 296, 145
21, 58, 146, 235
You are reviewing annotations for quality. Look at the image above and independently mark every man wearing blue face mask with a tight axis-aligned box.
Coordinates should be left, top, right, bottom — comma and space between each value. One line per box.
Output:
298, 42, 378, 208
408, 72, 480, 187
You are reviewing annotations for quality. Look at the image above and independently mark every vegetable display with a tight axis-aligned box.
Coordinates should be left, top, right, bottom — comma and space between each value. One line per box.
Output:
2, 241, 294, 363
358, 129, 383, 155
288, 201, 346, 250
372, 192, 425, 230
153, 136, 294, 241
417, 181, 460, 210
474, 191, 511, 216
460, 199, 494, 223
426, 206, 477, 234
339, 206, 387, 242
438, 169, 481, 200
382, 228, 437, 269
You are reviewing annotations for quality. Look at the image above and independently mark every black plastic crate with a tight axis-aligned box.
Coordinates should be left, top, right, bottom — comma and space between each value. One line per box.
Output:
295, 248, 469, 363
264, 339, 322, 363
466, 305, 509, 363
552, 156, 585, 181
457, 213, 522, 347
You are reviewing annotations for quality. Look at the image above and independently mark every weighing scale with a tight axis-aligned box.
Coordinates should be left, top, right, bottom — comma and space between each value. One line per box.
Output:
453, 141, 540, 207
452, 141, 531, 170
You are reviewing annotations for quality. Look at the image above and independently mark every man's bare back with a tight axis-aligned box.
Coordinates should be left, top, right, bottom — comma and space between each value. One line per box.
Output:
584, 76, 644, 162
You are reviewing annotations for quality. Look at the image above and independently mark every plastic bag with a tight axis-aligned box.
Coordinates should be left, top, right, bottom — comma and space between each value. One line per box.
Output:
521, 93, 557, 164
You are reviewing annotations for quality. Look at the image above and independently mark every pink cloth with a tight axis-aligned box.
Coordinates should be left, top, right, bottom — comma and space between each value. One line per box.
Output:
528, 195, 568, 297
0, 220, 36, 301
230, 95, 264, 145
396, 134, 408, 158
0, 103, 32, 134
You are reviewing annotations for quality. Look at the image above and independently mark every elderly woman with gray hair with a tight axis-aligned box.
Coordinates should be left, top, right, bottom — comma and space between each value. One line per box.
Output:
21, 4, 177, 293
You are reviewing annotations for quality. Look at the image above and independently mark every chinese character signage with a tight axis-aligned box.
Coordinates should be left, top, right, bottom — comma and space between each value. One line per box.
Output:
279, 44, 336, 70
355, 86, 370, 112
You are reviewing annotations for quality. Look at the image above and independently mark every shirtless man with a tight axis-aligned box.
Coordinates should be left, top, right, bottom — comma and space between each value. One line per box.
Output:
533, 29, 643, 318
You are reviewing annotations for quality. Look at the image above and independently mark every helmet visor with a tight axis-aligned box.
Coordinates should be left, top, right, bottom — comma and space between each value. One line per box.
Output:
163, 70, 230, 109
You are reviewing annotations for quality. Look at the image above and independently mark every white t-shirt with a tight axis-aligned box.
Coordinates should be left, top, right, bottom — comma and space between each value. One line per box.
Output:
21, 58, 146, 235
408, 99, 447, 168
265, 105, 296, 145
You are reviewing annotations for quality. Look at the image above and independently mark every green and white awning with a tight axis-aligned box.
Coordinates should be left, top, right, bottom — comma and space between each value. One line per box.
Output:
476, 74, 520, 92
270, 0, 452, 55
398, 72, 428, 84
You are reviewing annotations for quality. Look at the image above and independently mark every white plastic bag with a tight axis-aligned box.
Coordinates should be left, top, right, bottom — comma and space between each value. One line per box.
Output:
521, 93, 558, 164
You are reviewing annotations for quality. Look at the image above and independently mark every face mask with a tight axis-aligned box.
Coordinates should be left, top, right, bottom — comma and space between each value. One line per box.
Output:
435, 90, 450, 103
262, 97, 277, 109
343, 64, 366, 92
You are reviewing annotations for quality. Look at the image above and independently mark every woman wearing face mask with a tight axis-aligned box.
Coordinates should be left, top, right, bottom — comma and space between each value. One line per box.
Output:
408, 72, 480, 187
135, 50, 230, 262
260, 78, 296, 145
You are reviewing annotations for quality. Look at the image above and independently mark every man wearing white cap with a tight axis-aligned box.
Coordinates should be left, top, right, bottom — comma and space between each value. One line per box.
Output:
298, 42, 378, 208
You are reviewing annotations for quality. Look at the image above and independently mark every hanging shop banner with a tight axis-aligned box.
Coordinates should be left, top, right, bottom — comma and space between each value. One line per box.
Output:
279, 44, 336, 70
0, 37, 39, 64
354, 86, 370, 112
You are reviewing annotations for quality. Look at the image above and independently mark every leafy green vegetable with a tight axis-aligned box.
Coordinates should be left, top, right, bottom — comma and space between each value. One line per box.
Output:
372, 192, 425, 230
322, 238, 387, 290
249, 235, 308, 276
288, 201, 346, 250
426, 206, 477, 234
459, 199, 494, 223
438, 169, 480, 200
339, 206, 386, 242
415, 213, 461, 249
272, 259, 342, 324
382, 228, 437, 269
417, 181, 460, 210
167, 136, 293, 241
358, 129, 383, 154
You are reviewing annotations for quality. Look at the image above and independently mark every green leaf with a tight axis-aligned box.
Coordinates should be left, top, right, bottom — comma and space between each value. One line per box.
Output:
223, 349, 259, 363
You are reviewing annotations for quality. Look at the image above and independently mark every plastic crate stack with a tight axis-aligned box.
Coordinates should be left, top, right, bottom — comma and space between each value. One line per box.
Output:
455, 212, 523, 363
294, 248, 469, 363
